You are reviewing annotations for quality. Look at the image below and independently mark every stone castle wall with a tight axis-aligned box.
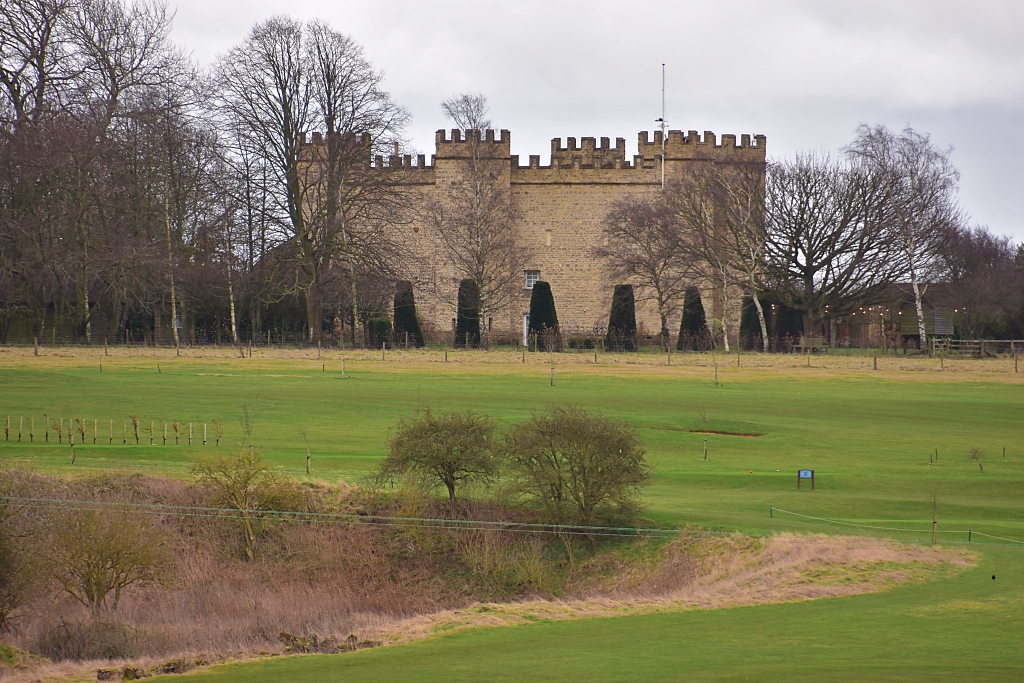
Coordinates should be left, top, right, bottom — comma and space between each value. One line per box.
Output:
305, 127, 766, 343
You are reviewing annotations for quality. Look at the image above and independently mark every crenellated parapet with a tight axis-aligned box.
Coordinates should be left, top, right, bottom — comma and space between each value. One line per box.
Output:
434, 129, 511, 160
637, 130, 766, 164
547, 136, 628, 169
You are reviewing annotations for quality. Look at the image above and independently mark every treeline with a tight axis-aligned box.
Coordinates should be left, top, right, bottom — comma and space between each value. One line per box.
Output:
0, 3, 409, 347
2, 3, 1021, 350
604, 126, 1024, 349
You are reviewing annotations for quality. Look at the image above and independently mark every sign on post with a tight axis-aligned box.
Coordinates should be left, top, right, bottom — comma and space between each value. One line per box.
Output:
797, 469, 815, 490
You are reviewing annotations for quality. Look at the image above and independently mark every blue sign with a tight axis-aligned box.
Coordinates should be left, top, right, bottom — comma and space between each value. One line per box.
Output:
798, 469, 813, 479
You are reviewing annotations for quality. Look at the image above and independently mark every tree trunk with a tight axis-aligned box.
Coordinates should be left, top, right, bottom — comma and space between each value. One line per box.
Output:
305, 282, 320, 344
911, 270, 927, 351
719, 272, 731, 353
165, 193, 180, 349
751, 288, 769, 352
446, 482, 456, 505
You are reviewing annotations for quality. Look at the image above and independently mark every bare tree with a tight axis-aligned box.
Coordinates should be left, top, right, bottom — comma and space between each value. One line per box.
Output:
940, 224, 1023, 338
441, 93, 489, 131
674, 165, 770, 351
216, 17, 409, 344
668, 171, 744, 351
846, 125, 963, 350
429, 94, 528, 345
0, 0, 79, 129
763, 154, 900, 336
600, 192, 695, 349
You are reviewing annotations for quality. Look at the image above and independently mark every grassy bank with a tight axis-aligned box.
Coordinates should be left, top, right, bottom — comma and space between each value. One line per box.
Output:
1, 346, 1022, 680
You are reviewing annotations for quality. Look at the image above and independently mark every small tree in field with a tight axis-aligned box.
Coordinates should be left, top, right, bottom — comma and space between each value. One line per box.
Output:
50, 507, 171, 616
502, 406, 650, 527
381, 408, 497, 505
192, 450, 307, 561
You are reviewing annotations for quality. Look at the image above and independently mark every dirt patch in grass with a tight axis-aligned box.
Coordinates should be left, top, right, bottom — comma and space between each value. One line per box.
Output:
687, 430, 763, 438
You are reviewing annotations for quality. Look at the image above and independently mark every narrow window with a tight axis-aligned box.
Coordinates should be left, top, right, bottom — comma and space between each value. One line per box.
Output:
525, 270, 540, 289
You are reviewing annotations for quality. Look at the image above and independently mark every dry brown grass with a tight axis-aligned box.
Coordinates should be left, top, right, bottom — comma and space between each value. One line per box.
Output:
0, 472, 974, 682
2, 343, 1022, 385
366, 534, 973, 646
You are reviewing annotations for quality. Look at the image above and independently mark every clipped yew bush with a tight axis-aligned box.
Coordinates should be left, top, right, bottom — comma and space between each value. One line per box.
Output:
606, 284, 637, 352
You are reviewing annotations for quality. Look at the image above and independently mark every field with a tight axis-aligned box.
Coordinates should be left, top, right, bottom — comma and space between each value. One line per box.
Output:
1, 345, 1022, 680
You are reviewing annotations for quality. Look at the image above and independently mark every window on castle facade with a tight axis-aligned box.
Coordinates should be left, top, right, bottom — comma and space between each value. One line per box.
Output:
525, 270, 540, 289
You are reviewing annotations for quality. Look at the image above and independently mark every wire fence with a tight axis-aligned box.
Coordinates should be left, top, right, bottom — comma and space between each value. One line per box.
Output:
3, 495, 1021, 548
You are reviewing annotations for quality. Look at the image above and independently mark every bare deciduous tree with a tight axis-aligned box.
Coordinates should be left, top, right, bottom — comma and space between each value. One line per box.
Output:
763, 154, 900, 336
216, 17, 409, 344
845, 125, 963, 349
600, 192, 695, 349
50, 505, 171, 615
428, 94, 529, 345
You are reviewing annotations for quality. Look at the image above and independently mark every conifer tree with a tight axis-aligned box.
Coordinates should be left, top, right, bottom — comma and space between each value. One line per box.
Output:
606, 284, 637, 351
677, 286, 707, 350
456, 279, 480, 348
393, 281, 424, 347
528, 281, 559, 350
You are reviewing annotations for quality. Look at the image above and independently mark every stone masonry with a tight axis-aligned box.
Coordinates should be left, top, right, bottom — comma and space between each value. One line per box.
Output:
311, 127, 766, 343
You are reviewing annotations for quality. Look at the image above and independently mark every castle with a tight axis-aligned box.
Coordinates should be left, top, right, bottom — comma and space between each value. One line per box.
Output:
308, 127, 767, 343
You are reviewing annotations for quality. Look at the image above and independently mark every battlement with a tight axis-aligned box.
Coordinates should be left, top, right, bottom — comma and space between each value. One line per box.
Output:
298, 131, 372, 147
637, 129, 766, 162
435, 129, 511, 159
548, 136, 627, 169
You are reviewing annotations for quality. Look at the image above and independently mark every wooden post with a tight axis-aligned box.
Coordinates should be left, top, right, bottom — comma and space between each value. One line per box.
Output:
104, 337, 108, 356
150, 421, 154, 445
93, 419, 97, 444
189, 422, 193, 446
382, 341, 386, 361
873, 352, 877, 370
33, 336, 38, 356
59, 418, 62, 443
45, 416, 48, 442
522, 347, 526, 363
109, 419, 113, 444
806, 348, 810, 366
30, 416, 34, 442
550, 367, 555, 386
737, 349, 740, 367
163, 422, 167, 445
342, 357, 346, 377
594, 350, 597, 364
18, 417, 22, 442
445, 348, 448, 362
405, 331, 409, 349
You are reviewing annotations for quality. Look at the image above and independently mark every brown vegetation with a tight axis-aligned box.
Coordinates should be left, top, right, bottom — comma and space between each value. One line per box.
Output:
0, 466, 973, 683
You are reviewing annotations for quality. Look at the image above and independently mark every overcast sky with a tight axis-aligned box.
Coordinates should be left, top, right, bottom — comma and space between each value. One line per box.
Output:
170, 0, 1024, 240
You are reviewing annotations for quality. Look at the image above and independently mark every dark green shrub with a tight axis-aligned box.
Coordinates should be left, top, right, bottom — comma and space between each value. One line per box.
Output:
528, 281, 559, 351
677, 286, 707, 350
393, 281, 424, 347
606, 284, 636, 352
456, 280, 480, 348
368, 317, 392, 348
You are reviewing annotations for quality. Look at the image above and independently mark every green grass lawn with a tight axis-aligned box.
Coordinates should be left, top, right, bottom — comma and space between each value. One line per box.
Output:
1, 346, 1022, 680
159, 545, 1023, 682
